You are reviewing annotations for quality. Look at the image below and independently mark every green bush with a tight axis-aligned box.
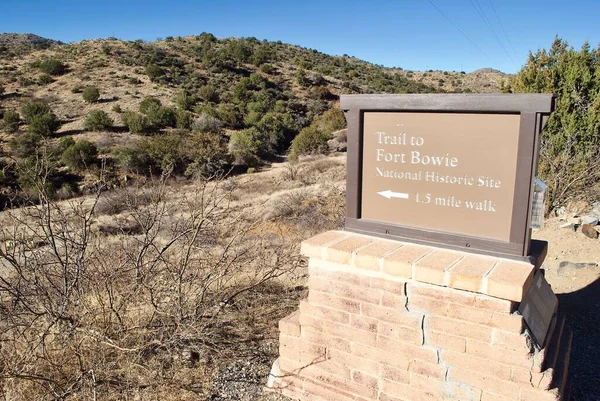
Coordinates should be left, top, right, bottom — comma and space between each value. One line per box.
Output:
61, 140, 99, 170
254, 112, 287, 153
33, 58, 67, 76
175, 90, 196, 110
15, 157, 57, 196
145, 64, 164, 82
10, 132, 43, 158
184, 132, 232, 178
512, 38, 600, 212
1, 109, 20, 133
295, 68, 309, 86
198, 84, 219, 103
146, 106, 176, 129
260, 63, 275, 74
84, 109, 113, 131
217, 103, 242, 128
71, 85, 83, 93
82, 86, 100, 103
192, 113, 223, 134
229, 127, 266, 166
243, 110, 263, 127
289, 126, 332, 159
38, 73, 53, 84
28, 112, 60, 137
21, 100, 52, 124
138, 131, 187, 172
56, 137, 75, 154
122, 111, 149, 134
312, 107, 346, 133
139, 97, 161, 114
114, 146, 153, 174
176, 109, 193, 130
193, 102, 218, 117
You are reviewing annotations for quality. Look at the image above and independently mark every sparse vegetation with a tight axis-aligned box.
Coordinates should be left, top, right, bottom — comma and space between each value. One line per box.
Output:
0, 172, 307, 400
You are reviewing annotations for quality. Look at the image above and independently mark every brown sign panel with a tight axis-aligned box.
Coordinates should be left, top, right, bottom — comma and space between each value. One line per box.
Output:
362, 112, 520, 241
341, 94, 555, 259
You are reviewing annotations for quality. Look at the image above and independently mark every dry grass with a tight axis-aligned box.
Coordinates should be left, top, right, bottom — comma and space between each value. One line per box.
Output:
0, 154, 346, 400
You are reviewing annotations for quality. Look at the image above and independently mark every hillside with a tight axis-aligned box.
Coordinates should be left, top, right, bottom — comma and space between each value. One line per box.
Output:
395, 67, 508, 93
0, 33, 506, 206
0, 33, 63, 55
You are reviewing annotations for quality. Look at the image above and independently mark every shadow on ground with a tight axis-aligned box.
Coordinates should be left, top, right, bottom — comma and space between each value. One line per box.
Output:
557, 277, 600, 400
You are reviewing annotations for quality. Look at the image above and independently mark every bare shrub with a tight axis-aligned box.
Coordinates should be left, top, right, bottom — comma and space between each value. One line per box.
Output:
262, 185, 345, 233
283, 161, 300, 181
297, 157, 345, 185
333, 128, 347, 143
541, 136, 600, 214
95, 186, 153, 215
97, 217, 143, 235
0, 172, 299, 399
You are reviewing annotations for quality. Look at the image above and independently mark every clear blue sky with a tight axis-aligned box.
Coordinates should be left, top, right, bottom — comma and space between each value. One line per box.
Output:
2, 0, 599, 73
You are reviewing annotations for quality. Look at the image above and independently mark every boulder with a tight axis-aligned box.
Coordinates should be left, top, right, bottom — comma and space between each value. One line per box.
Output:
327, 137, 347, 152
327, 129, 348, 152
557, 261, 599, 276
581, 224, 599, 239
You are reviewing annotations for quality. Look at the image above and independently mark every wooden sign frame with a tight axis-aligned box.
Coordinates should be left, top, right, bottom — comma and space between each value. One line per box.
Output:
340, 94, 555, 260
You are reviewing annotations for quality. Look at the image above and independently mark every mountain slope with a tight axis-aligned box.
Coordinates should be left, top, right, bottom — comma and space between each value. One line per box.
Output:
0, 33, 63, 55
0, 33, 506, 204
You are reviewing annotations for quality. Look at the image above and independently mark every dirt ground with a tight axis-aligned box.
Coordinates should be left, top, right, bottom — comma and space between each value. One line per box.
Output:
533, 219, 600, 400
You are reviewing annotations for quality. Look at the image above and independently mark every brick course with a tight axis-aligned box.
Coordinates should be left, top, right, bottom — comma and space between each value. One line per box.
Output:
268, 231, 572, 401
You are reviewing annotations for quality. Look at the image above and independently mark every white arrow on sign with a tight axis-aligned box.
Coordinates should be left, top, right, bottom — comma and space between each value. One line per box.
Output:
377, 190, 409, 200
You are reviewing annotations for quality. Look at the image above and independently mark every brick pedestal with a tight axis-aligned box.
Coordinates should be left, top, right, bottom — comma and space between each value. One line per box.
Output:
267, 231, 572, 401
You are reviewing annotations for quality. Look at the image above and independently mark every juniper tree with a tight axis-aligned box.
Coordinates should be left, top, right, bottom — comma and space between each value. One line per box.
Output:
511, 38, 600, 213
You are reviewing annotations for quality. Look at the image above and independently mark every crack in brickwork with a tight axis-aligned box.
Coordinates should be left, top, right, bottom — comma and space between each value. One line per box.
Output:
268, 231, 572, 401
